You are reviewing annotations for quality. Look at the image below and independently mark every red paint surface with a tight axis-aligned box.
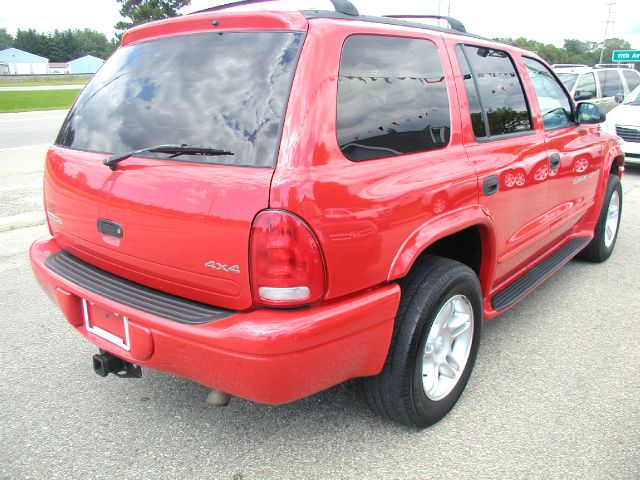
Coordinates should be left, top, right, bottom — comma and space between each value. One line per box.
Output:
31, 11, 624, 402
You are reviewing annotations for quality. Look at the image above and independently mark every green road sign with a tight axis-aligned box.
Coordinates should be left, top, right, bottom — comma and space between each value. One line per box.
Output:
612, 50, 640, 62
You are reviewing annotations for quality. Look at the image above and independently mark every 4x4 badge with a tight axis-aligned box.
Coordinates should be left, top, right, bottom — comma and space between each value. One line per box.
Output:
205, 261, 240, 274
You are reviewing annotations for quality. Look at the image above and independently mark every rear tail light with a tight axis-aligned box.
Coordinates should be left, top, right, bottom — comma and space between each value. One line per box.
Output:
250, 210, 326, 307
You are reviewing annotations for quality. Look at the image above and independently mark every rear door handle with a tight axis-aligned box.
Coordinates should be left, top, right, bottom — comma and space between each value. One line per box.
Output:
549, 153, 561, 170
483, 175, 499, 196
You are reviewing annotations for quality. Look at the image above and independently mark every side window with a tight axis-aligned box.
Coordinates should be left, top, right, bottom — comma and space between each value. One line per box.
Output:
597, 70, 623, 97
458, 45, 532, 137
574, 72, 597, 100
337, 35, 450, 161
523, 58, 574, 129
456, 45, 486, 138
622, 70, 640, 91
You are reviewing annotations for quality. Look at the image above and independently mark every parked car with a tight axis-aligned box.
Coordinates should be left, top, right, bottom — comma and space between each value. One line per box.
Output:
30, 0, 624, 428
602, 84, 640, 163
553, 63, 640, 112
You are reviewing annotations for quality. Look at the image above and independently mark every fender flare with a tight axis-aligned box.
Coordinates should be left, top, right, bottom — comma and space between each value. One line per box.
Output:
387, 205, 498, 296
587, 139, 624, 225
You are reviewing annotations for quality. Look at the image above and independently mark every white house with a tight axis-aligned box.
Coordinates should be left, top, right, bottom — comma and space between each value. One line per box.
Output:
0, 47, 49, 74
69, 55, 105, 74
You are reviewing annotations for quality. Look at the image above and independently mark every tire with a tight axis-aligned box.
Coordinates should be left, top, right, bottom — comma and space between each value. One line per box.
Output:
577, 174, 622, 263
359, 255, 482, 428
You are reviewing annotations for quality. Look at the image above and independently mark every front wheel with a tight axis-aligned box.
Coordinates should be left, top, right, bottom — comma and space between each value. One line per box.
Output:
359, 256, 482, 428
578, 174, 622, 262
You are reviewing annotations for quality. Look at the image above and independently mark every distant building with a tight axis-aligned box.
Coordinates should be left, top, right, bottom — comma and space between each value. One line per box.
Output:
49, 62, 70, 74
69, 55, 105, 74
0, 62, 9, 75
0, 47, 49, 74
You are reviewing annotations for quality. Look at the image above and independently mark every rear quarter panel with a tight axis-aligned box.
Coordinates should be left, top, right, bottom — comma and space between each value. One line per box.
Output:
270, 20, 480, 300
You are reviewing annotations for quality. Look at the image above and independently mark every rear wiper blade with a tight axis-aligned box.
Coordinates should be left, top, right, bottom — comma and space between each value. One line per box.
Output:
104, 144, 234, 171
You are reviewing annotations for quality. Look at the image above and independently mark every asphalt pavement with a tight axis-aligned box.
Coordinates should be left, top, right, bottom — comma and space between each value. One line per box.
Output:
0, 112, 639, 479
0, 110, 67, 231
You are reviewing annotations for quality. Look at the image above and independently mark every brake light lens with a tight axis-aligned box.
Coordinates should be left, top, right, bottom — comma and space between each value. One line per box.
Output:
250, 210, 326, 307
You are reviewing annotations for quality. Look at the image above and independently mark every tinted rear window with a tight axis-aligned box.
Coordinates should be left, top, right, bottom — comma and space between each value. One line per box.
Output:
556, 73, 578, 90
56, 32, 304, 167
336, 35, 450, 161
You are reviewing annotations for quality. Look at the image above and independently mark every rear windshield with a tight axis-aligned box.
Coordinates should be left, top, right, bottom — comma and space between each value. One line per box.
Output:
556, 73, 578, 90
56, 31, 304, 167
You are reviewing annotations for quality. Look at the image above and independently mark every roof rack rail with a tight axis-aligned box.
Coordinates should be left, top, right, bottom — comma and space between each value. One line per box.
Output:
594, 63, 635, 69
383, 15, 466, 33
551, 64, 588, 69
191, 0, 359, 16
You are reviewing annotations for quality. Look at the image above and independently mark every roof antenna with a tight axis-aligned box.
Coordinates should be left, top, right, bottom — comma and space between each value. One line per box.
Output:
329, 0, 359, 16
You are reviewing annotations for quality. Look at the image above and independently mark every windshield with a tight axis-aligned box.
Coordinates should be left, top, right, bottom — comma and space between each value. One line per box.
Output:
56, 31, 304, 167
556, 73, 578, 90
623, 85, 640, 105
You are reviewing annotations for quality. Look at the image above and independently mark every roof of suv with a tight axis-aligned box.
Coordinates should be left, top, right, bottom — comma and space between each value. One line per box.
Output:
553, 64, 638, 75
122, 0, 497, 46
193, 0, 482, 38
552, 64, 591, 74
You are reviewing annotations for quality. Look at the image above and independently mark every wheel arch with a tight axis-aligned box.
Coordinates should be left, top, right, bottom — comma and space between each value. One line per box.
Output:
387, 206, 497, 296
610, 153, 625, 178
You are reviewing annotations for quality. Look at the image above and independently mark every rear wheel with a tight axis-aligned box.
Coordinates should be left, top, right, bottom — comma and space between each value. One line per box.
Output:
360, 256, 482, 427
578, 174, 622, 262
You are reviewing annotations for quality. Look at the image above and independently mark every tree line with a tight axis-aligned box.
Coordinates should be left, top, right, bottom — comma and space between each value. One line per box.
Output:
493, 37, 633, 67
0, 0, 635, 69
0, 27, 117, 62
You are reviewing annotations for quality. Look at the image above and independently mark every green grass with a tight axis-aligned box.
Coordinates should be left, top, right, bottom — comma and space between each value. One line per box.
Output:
0, 89, 81, 112
0, 75, 89, 87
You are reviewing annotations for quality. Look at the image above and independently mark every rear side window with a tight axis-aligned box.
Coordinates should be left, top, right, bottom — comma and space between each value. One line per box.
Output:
523, 58, 574, 129
622, 70, 640, 91
337, 35, 450, 161
597, 70, 623, 97
56, 32, 304, 167
458, 45, 532, 138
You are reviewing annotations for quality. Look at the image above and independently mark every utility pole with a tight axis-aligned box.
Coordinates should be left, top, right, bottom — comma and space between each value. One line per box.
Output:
599, 2, 616, 64
437, 0, 452, 26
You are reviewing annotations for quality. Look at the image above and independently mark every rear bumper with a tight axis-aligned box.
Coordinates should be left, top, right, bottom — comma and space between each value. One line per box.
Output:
30, 235, 400, 404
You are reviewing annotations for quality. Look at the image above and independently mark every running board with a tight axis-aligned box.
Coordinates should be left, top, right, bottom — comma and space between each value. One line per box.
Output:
491, 237, 590, 311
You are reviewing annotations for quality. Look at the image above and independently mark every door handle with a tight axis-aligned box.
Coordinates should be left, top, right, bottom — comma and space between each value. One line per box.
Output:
549, 153, 561, 170
483, 175, 499, 196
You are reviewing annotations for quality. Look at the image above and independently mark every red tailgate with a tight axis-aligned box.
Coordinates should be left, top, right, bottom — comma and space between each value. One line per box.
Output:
45, 147, 272, 310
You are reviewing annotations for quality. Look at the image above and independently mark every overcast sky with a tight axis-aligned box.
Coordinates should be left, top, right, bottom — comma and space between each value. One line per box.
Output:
1, 0, 639, 49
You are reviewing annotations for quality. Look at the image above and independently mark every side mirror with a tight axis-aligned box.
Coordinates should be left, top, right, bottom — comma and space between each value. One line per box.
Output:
574, 90, 594, 101
576, 102, 606, 124
614, 93, 624, 104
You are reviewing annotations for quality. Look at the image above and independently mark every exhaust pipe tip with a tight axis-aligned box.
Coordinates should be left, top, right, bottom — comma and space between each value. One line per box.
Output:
206, 389, 232, 406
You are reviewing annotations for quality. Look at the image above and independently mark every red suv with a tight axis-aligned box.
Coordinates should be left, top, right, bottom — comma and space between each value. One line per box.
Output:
29, 1, 624, 427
